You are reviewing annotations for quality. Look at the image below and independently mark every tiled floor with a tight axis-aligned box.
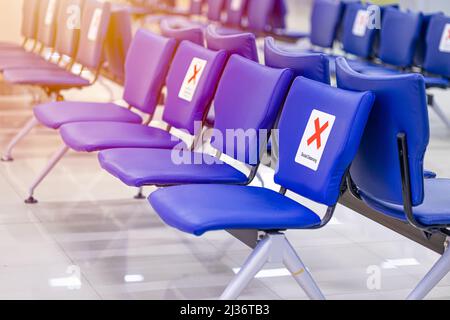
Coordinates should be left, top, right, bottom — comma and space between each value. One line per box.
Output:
1, 1, 450, 301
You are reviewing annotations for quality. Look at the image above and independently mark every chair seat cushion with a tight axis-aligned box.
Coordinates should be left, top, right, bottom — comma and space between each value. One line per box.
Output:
346, 59, 377, 72
0, 42, 23, 50
34, 102, 142, 129
361, 179, 450, 226
3, 69, 90, 88
150, 185, 322, 236
0, 51, 37, 60
424, 76, 449, 89
358, 65, 403, 76
0, 57, 61, 71
98, 148, 248, 187
60, 122, 182, 152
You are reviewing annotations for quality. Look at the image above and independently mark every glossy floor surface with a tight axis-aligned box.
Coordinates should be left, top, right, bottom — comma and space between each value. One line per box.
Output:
1, 2, 450, 300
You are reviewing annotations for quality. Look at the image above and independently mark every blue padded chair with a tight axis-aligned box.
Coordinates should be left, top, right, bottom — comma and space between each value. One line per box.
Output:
148, 76, 374, 300
160, 18, 205, 46
355, 8, 423, 74
264, 36, 331, 154
414, 13, 443, 68
206, 25, 258, 62
265, 37, 330, 84
308, 0, 343, 50
420, 14, 450, 129
341, 2, 380, 70
98, 55, 293, 188
205, 25, 259, 127
336, 56, 450, 300
270, 0, 342, 57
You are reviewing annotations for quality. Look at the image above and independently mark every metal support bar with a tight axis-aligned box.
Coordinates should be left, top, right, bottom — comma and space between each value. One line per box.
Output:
220, 233, 324, 300
340, 192, 446, 254
25, 145, 69, 204
407, 239, 450, 300
134, 187, 146, 200
1, 117, 39, 162
428, 94, 450, 130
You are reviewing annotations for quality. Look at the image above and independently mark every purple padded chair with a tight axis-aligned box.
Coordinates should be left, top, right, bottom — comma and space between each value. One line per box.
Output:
3, 0, 111, 93
25, 41, 228, 203
160, 17, 205, 46
224, 0, 248, 27
0, 0, 85, 72
102, 8, 133, 83
207, 0, 226, 22
0, 0, 41, 51
10, 30, 177, 203
2, 0, 111, 165
0, 0, 61, 67
246, 0, 284, 33
98, 55, 293, 189
206, 25, 258, 62
205, 24, 258, 127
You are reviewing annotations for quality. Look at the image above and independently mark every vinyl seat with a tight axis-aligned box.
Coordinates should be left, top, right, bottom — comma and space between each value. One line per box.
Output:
361, 179, 450, 226
34, 102, 143, 129
99, 148, 248, 187
3, 68, 90, 88
150, 184, 322, 236
60, 122, 183, 152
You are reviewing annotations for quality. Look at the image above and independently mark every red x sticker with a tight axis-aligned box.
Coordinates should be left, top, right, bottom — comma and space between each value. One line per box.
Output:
295, 110, 336, 171
307, 118, 329, 150
439, 24, 450, 53
188, 64, 203, 85
179, 57, 208, 102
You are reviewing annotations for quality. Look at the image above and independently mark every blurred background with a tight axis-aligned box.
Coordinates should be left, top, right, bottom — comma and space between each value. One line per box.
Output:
1, 0, 450, 44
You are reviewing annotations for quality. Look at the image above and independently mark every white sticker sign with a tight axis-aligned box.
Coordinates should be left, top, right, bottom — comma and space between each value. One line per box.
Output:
439, 24, 450, 53
352, 10, 370, 37
178, 58, 207, 102
87, 8, 103, 42
295, 110, 336, 171
45, 0, 57, 26
231, 0, 243, 11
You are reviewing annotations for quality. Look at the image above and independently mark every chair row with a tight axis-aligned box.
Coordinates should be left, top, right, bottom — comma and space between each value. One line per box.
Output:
129, 0, 293, 38
3, 26, 329, 203
0, 0, 133, 88
4, 24, 450, 300
276, 0, 450, 129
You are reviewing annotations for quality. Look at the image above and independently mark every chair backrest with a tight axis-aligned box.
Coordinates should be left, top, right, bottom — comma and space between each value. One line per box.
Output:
160, 18, 205, 46
163, 41, 227, 135
309, 0, 342, 49
211, 55, 293, 165
275, 77, 374, 207
206, 25, 258, 62
341, 2, 379, 59
21, 0, 42, 41
123, 30, 177, 115
269, 0, 287, 30
377, 8, 422, 68
207, 0, 225, 22
336, 57, 429, 207
103, 8, 133, 82
53, 0, 84, 58
189, 0, 204, 15
246, 0, 274, 32
75, 0, 111, 70
414, 12, 443, 67
423, 14, 450, 79
224, 0, 247, 27
36, 0, 60, 47
264, 37, 330, 84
